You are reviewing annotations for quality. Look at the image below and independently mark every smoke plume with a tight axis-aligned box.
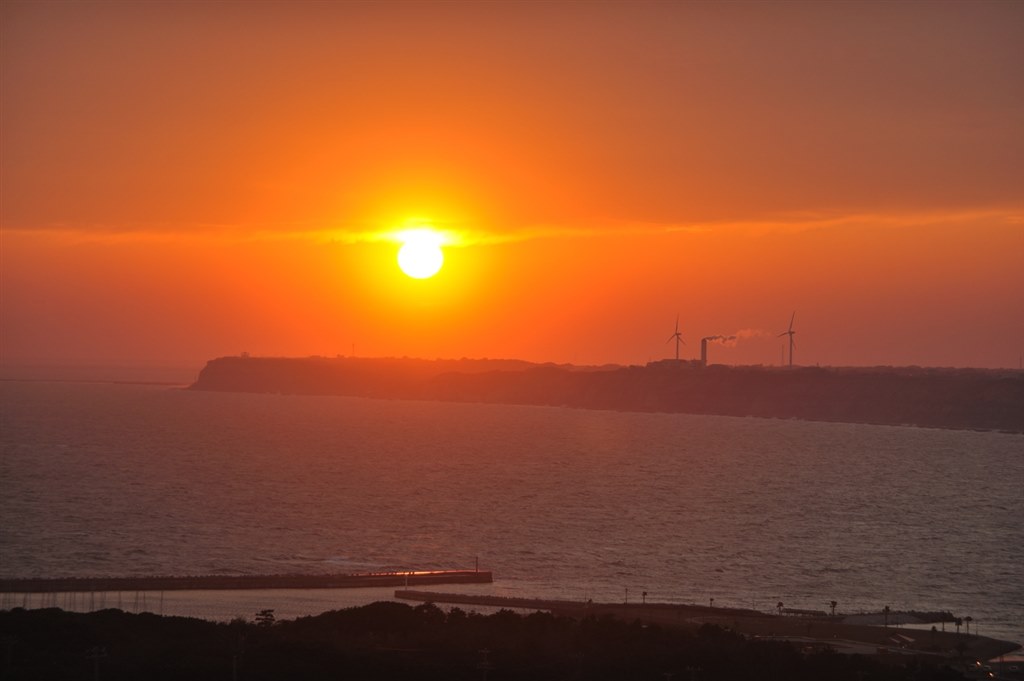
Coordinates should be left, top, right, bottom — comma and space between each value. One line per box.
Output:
701, 329, 772, 348
702, 335, 738, 347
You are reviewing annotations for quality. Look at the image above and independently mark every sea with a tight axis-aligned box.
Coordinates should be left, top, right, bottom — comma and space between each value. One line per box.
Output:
1, 380, 1021, 646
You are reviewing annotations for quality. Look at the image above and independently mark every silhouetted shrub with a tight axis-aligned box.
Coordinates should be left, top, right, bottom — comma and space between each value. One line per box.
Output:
0, 604, 968, 681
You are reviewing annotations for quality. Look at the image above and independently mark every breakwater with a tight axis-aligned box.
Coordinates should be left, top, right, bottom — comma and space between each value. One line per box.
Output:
0, 570, 492, 593
396, 589, 763, 620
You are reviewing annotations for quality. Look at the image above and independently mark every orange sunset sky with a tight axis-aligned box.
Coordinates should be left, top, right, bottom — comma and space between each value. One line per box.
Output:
2, 1, 1022, 375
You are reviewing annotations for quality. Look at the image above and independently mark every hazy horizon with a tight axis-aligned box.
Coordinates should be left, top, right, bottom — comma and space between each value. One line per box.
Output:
2, 351, 1021, 388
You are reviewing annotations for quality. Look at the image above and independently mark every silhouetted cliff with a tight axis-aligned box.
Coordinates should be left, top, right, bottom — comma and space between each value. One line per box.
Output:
190, 357, 1024, 432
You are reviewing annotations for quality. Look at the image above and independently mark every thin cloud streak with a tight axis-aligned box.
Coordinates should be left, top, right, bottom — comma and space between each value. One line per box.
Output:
5, 207, 1020, 247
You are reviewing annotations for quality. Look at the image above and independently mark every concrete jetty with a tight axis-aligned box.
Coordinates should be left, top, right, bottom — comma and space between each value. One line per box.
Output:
0, 570, 492, 593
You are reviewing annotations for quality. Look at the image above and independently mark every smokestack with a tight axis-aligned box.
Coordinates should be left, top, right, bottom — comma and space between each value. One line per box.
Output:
700, 335, 739, 367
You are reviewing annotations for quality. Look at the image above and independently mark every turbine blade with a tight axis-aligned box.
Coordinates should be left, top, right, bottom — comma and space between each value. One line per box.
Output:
778, 332, 787, 337
788, 311, 795, 332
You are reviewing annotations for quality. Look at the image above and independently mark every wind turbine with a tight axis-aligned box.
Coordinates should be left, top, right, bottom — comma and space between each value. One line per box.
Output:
667, 316, 685, 361
778, 311, 796, 367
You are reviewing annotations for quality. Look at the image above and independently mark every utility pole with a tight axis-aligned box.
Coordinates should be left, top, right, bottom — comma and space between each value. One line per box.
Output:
477, 648, 492, 681
86, 646, 107, 681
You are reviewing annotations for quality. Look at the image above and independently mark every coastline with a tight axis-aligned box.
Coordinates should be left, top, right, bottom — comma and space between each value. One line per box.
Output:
189, 355, 1024, 433
396, 590, 1022, 661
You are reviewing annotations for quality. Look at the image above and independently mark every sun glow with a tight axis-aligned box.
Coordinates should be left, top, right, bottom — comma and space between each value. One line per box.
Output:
396, 228, 445, 279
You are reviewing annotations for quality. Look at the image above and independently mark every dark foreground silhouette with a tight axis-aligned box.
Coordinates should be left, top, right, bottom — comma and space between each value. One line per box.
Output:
191, 356, 1024, 432
1, 602, 971, 680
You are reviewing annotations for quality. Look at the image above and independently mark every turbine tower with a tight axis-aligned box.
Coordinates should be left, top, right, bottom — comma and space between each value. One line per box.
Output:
667, 315, 685, 361
778, 311, 796, 367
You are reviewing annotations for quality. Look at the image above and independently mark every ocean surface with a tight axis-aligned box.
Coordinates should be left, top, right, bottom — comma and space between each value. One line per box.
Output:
1, 380, 1021, 645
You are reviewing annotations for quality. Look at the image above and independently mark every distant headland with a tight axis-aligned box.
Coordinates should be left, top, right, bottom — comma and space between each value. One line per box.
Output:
190, 356, 1024, 433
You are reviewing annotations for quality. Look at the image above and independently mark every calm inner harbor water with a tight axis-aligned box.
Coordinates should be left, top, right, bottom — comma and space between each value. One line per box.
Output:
1, 380, 1021, 644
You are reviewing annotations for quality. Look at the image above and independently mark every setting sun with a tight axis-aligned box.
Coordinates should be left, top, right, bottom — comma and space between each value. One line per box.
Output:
396, 229, 445, 279
2, 3, 1024, 672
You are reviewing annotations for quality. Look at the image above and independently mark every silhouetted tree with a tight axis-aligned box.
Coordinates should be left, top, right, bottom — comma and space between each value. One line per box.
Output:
830, 601, 838, 617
